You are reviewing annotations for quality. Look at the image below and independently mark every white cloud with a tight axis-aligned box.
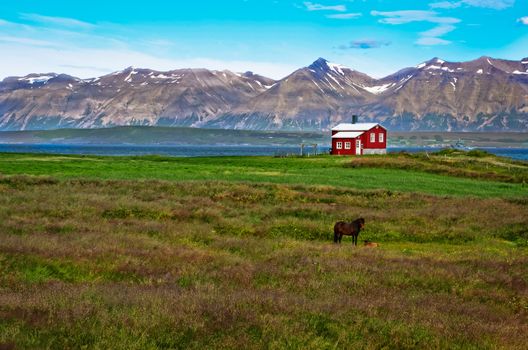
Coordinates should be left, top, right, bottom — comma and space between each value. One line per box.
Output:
421, 24, 456, 37
430, 0, 514, 10
0, 16, 298, 80
371, 10, 460, 25
371, 10, 459, 46
518, 16, 528, 25
430, 1, 462, 8
19, 13, 95, 28
326, 13, 362, 19
416, 24, 455, 45
0, 36, 59, 47
304, 2, 346, 12
0, 43, 297, 80
415, 37, 451, 45
463, 0, 514, 9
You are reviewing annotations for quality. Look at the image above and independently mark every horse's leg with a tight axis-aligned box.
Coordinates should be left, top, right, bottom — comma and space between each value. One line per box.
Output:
334, 231, 338, 243
353, 234, 357, 246
339, 234, 343, 243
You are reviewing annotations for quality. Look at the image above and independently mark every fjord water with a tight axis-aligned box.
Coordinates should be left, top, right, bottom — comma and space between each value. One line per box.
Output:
0, 143, 527, 160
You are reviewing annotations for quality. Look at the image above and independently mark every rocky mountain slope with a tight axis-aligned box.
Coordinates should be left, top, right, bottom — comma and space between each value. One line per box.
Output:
1, 57, 527, 131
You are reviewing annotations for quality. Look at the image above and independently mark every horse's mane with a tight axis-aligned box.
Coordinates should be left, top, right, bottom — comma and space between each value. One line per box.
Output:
352, 218, 365, 231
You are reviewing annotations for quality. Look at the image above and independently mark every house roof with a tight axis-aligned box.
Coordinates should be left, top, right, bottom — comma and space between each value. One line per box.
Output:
331, 131, 364, 139
331, 123, 382, 131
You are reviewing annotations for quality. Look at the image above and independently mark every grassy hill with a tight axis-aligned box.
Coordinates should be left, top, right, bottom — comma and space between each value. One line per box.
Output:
389, 131, 528, 148
0, 126, 327, 146
0, 151, 527, 348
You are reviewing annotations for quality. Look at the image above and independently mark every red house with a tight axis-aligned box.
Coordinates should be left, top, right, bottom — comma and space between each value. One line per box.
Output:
331, 122, 387, 155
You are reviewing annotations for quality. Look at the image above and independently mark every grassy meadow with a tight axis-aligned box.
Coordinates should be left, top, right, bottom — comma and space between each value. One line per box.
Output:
0, 150, 527, 349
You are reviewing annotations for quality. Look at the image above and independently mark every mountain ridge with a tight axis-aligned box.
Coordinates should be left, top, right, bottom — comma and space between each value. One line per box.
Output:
1, 56, 527, 131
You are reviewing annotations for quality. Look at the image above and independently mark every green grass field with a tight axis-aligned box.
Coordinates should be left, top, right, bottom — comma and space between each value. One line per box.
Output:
0, 151, 527, 349
0, 152, 526, 198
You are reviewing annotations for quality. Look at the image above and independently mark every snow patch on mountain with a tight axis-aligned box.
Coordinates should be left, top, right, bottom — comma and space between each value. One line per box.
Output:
18, 74, 57, 84
326, 62, 349, 76
425, 65, 455, 72
361, 83, 393, 94
327, 73, 345, 89
124, 70, 138, 82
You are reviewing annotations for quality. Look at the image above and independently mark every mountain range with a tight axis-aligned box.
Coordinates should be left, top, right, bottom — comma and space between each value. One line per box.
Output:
1, 56, 527, 131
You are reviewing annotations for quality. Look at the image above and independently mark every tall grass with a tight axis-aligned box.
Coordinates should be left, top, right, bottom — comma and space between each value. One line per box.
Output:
0, 176, 527, 348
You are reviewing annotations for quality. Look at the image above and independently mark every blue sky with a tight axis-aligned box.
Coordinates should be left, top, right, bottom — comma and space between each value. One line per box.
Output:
0, 0, 527, 79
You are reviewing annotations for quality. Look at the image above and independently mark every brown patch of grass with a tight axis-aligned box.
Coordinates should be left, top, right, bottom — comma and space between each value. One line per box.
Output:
0, 176, 527, 348
345, 151, 528, 184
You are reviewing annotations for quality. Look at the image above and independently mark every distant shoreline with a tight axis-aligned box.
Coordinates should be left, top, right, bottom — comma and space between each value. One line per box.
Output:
0, 126, 526, 148
1, 144, 527, 161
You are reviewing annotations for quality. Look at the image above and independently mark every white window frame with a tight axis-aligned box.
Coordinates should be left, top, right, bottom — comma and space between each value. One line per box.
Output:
336, 142, 342, 150
379, 133, 384, 143
344, 142, 351, 149
370, 133, 375, 143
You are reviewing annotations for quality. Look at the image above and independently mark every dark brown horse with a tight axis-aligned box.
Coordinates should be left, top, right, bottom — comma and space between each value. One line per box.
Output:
334, 218, 365, 245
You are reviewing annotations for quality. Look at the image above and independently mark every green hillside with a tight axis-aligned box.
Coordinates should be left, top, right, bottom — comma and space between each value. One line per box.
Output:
0, 151, 527, 349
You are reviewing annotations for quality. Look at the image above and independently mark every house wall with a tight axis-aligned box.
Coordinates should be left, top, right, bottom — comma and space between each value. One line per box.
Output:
363, 148, 387, 155
331, 125, 387, 156
360, 125, 387, 150
331, 138, 358, 155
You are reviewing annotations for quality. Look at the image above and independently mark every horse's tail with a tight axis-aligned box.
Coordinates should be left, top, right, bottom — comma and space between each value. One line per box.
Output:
333, 230, 338, 243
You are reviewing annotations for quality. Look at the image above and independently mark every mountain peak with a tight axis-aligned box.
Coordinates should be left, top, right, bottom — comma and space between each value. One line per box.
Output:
416, 57, 446, 69
308, 57, 329, 70
473, 56, 495, 64
428, 57, 446, 64
308, 58, 351, 75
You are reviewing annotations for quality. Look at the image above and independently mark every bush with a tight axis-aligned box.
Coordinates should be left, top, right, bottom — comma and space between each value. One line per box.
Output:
466, 149, 492, 158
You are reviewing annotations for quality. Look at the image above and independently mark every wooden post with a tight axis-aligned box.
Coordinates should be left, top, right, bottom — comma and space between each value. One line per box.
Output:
300, 143, 305, 157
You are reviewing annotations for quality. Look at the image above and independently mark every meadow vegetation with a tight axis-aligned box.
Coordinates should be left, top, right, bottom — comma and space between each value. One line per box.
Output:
0, 151, 527, 348
0, 151, 526, 197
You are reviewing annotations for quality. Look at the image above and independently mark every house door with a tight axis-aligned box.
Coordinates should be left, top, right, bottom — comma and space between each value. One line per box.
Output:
355, 139, 361, 155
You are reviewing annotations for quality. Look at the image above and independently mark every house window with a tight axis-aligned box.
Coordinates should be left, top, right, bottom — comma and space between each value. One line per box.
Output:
379, 133, 384, 143
344, 142, 351, 149
370, 133, 375, 142
336, 142, 342, 149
